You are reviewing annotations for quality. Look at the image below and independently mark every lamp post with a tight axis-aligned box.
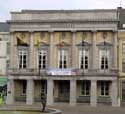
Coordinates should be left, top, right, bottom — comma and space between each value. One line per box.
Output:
36, 38, 46, 112
102, 32, 107, 72
82, 32, 86, 76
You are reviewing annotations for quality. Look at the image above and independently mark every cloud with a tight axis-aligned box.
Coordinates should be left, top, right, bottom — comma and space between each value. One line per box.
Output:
0, 0, 124, 22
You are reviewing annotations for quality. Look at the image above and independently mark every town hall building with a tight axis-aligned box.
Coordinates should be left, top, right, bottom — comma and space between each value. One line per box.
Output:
6, 9, 119, 106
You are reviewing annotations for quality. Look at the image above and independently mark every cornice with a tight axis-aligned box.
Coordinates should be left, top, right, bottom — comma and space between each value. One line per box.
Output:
11, 9, 117, 14
7, 19, 119, 24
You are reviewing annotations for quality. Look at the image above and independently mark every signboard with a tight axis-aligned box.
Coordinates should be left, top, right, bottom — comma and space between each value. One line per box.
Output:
47, 68, 79, 76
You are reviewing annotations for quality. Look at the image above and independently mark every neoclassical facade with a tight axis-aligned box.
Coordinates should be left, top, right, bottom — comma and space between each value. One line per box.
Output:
6, 9, 119, 106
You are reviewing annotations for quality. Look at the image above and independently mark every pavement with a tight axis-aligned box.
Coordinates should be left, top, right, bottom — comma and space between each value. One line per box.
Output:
49, 103, 125, 114
0, 103, 125, 114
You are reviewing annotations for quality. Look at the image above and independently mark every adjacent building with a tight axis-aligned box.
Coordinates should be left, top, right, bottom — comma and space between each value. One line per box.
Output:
118, 7, 125, 105
0, 23, 10, 89
6, 9, 119, 106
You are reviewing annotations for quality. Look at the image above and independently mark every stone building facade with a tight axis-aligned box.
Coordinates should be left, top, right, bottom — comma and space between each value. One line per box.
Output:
0, 23, 9, 77
6, 9, 119, 106
118, 7, 125, 105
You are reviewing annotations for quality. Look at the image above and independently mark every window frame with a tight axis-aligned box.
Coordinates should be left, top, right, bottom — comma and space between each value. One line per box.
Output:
80, 81, 90, 96
99, 81, 110, 97
18, 49, 28, 69
99, 50, 109, 70
58, 49, 68, 69
22, 80, 26, 95
37, 49, 47, 69
79, 49, 89, 69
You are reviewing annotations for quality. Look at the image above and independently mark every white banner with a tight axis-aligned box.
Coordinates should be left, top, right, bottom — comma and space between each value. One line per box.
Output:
47, 69, 79, 75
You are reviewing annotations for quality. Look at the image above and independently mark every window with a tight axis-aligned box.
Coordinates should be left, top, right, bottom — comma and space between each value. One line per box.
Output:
38, 50, 47, 69
100, 81, 109, 96
7, 42, 10, 55
100, 50, 109, 69
122, 41, 125, 72
122, 59, 125, 72
22, 80, 26, 95
79, 50, 89, 69
58, 49, 68, 69
81, 81, 90, 96
18, 50, 28, 69
41, 80, 47, 94
122, 41, 125, 53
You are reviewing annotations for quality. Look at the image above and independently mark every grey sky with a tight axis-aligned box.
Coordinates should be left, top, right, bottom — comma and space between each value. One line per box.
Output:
0, 0, 124, 22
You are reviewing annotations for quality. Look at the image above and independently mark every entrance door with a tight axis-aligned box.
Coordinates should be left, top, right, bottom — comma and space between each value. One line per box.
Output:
58, 81, 69, 102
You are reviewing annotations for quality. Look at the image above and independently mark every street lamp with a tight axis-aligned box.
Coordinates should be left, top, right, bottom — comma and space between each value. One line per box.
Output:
82, 32, 87, 76
36, 37, 46, 112
102, 32, 108, 72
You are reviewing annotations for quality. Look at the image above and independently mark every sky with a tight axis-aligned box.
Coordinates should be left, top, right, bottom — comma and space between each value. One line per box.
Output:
0, 0, 125, 22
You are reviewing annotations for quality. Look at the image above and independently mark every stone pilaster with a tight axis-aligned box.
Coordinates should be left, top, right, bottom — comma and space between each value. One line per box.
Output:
90, 80, 97, 106
29, 31, 34, 68
26, 79, 34, 105
92, 31, 96, 69
47, 79, 54, 105
113, 31, 118, 68
49, 31, 54, 68
112, 80, 118, 107
70, 80, 76, 106
6, 79, 15, 104
71, 31, 76, 68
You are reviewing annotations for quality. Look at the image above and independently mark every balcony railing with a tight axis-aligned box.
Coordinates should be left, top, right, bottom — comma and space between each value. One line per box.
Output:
7, 68, 47, 76
7, 68, 118, 77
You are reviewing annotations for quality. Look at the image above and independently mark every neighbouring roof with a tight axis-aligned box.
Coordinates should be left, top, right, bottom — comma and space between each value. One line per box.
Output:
0, 22, 10, 32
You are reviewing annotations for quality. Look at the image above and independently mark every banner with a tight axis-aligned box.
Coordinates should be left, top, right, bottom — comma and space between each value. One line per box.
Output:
47, 68, 79, 76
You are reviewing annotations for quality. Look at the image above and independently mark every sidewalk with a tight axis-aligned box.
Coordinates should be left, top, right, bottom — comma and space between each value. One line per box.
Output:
0, 103, 125, 114
49, 103, 125, 114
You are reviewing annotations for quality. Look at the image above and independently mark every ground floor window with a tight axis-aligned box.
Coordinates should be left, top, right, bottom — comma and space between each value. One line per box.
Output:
22, 80, 26, 95
41, 80, 47, 94
100, 81, 110, 96
122, 81, 125, 101
80, 81, 90, 96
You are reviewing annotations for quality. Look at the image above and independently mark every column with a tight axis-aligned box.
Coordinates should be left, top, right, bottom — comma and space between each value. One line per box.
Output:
113, 31, 118, 68
70, 80, 76, 106
47, 79, 54, 105
92, 31, 96, 69
9, 32, 14, 68
6, 79, 15, 104
90, 80, 97, 106
112, 80, 118, 107
71, 31, 76, 68
26, 79, 34, 105
29, 31, 34, 68
49, 31, 54, 68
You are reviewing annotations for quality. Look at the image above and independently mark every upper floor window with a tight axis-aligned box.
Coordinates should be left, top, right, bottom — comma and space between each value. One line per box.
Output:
18, 50, 28, 69
58, 49, 68, 69
122, 41, 125, 53
7, 42, 10, 55
100, 50, 109, 69
38, 50, 47, 69
79, 50, 89, 69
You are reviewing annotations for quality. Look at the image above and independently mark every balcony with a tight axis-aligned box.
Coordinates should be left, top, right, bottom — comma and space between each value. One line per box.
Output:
78, 68, 118, 76
7, 68, 47, 76
7, 68, 118, 77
